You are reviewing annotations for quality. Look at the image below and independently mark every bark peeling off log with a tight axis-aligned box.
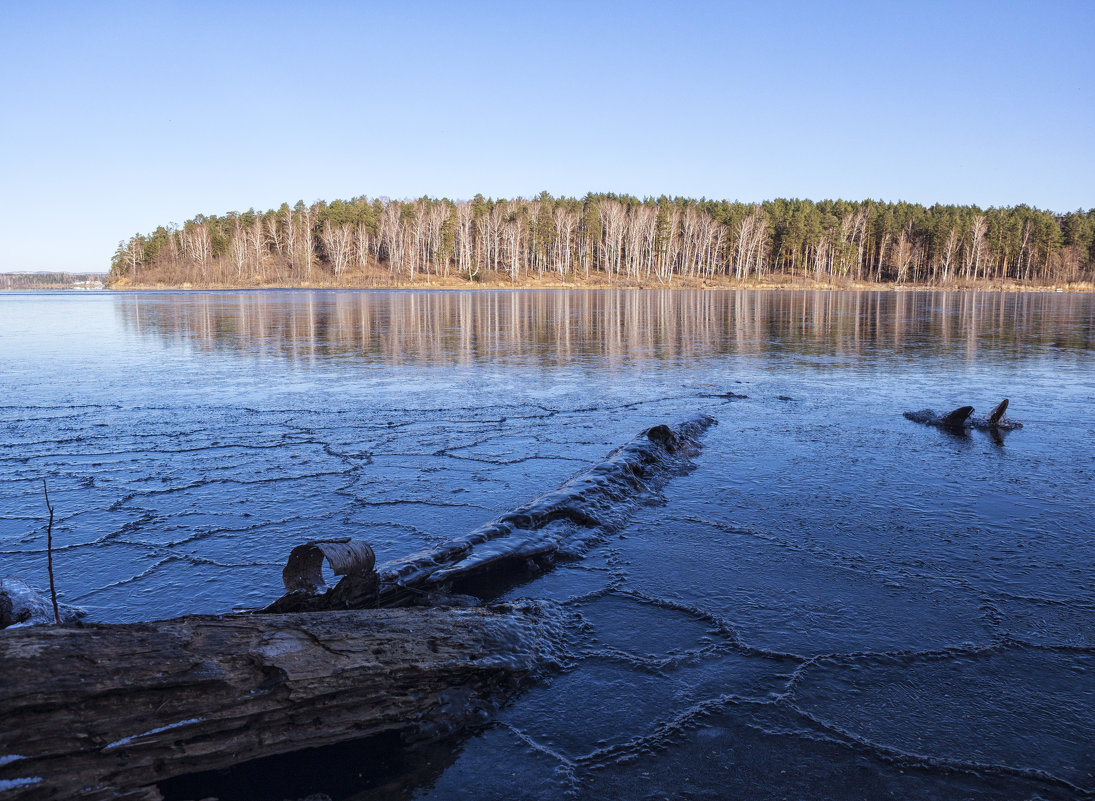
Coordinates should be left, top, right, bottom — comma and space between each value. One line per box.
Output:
281, 538, 375, 593
376, 413, 716, 604
0, 602, 569, 801
264, 539, 380, 613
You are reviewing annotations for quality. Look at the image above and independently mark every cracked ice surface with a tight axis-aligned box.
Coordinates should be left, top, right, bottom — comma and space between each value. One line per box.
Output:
1, 289, 1093, 800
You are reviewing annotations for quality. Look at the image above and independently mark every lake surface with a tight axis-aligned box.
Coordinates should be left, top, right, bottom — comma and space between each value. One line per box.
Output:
1, 289, 1093, 800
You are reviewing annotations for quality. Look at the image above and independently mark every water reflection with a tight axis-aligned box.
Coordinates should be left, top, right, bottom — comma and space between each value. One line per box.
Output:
116, 289, 1094, 367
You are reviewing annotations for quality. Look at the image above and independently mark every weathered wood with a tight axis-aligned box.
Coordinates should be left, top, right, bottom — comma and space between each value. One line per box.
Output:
256, 415, 714, 615
374, 413, 715, 606
263, 538, 380, 613
281, 538, 375, 592
0, 603, 564, 801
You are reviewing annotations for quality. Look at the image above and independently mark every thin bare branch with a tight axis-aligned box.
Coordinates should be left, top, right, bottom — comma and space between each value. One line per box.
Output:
43, 479, 61, 625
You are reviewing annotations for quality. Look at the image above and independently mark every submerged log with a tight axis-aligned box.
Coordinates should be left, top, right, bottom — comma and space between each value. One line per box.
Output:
261, 414, 716, 613
374, 413, 716, 605
0, 602, 565, 801
903, 400, 1022, 432
971, 399, 1022, 430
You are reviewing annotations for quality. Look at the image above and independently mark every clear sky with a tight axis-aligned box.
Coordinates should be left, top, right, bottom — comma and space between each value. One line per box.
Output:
1, 0, 1092, 272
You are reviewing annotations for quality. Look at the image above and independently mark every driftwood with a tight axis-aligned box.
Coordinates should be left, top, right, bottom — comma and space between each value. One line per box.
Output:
0, 414, 714, 800
0, 603, 565, 801
904, 399, 1023, 432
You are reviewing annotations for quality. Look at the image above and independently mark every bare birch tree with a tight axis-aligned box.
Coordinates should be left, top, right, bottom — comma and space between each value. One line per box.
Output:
321, 221, 352, 276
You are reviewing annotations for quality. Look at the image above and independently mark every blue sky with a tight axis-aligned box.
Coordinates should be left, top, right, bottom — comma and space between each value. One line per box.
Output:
1, 0, 1092, 272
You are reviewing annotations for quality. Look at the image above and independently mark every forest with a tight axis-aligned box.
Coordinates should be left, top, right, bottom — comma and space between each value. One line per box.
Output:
109, 194, 1095, 288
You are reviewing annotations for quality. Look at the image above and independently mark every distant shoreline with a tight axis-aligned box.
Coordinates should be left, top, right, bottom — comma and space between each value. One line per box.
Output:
106, 275, 1094, 294
1, 272, 106, 291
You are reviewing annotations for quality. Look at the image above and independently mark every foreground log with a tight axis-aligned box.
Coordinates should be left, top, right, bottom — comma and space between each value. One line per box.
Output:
0, 602, 565, 801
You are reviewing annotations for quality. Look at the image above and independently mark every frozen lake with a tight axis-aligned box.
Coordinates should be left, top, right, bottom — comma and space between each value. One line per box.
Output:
1, 289, 1093, 799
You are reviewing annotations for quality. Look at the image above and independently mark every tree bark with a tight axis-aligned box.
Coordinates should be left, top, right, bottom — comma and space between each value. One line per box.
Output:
0, 603, 561, 801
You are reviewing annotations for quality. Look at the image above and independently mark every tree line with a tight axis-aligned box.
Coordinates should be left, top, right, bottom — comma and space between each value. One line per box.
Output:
110, 193, 1095, 287
2, 272, 107, 290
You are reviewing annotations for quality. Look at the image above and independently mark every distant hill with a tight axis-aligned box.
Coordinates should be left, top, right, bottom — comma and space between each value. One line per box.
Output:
0, 272, 107, 290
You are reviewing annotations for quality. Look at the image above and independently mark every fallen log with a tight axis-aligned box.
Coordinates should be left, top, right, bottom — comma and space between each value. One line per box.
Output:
372, 413, 715, 606
260, 414, 716, 614
258, 414, 714, 616
0, 602, 566, 801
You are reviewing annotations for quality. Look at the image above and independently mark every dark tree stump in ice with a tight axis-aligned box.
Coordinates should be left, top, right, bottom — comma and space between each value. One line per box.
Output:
904, 400, 1022, 432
